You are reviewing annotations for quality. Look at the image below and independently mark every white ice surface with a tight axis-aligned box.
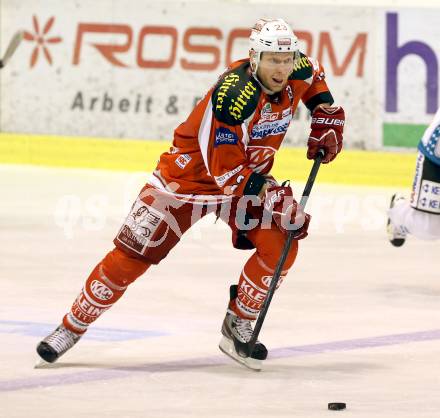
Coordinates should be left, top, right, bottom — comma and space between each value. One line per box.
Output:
0, 164, 439, 418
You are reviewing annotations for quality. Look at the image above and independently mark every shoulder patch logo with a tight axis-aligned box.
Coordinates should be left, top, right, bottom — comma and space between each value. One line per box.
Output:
215, 127, 239, 147
228, 81, 258, 121
212, 62, 261, 125
215, 73, 240, 112
289, 53, 313, 81
293, 55, 311, 71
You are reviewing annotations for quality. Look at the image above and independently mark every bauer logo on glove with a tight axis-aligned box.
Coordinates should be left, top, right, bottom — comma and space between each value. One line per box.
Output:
307, 105, 345, 163
264, 188, 286, 211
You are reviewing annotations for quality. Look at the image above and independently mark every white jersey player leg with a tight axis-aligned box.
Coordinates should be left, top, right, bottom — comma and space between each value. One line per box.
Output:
388, 143, 440, 243
388, 103, 440, 244
388, 196, 440, 241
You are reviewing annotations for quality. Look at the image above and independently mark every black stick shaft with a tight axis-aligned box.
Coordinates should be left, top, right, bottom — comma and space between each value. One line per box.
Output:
248, 150, 324, 356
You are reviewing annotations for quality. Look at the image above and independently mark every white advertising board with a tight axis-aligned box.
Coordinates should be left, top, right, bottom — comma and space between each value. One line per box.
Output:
1, 1, 439, 149
379, 9, 440, 147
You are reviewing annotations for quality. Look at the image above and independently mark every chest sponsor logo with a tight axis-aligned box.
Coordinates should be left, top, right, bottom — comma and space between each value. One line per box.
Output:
251, 113, 292, 139
262, 103, 271, 113
259, 102, 279, 122
215, 127, 239, 147
259, 112, 279, 122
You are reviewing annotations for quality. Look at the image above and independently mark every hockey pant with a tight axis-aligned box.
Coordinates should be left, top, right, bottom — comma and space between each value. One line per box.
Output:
63, 184, 299, 334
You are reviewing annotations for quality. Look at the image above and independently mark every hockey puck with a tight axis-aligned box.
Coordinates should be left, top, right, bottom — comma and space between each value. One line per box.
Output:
328, 402, 346, 410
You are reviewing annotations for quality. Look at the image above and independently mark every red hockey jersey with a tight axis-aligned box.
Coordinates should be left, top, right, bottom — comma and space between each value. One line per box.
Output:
150, 54, 333, 202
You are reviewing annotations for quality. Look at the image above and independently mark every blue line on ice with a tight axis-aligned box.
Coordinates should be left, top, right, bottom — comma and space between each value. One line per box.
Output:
0, 320, 168, 341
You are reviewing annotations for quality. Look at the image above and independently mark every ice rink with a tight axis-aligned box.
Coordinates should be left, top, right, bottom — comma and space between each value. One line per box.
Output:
0, 164, 439, 418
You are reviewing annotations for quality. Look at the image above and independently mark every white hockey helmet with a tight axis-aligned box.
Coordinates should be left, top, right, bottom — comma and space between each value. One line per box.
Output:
249, 18, 299, 74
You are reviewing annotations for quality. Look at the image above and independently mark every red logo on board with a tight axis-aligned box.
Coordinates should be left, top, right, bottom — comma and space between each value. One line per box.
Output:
23, 15, 62, 67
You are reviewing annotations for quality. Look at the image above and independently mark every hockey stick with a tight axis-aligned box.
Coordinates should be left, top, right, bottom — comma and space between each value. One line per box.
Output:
0, 31, 24, 69
247, 149, 325, 357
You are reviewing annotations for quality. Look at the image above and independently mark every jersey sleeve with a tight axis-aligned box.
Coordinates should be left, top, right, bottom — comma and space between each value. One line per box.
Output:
199, 70, 264, 196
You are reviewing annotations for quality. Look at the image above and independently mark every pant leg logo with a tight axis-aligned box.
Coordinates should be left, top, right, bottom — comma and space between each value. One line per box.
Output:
116, 199, 166, 254
90, 280, 114, 301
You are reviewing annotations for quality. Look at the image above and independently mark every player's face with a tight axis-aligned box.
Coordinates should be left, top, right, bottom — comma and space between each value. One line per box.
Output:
257, 52, 295, 92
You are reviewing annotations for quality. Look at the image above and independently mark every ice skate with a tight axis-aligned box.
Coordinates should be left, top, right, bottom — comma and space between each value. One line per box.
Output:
387, 194, 407, 247
36, 324, 81, 366
218, 285, 267, 371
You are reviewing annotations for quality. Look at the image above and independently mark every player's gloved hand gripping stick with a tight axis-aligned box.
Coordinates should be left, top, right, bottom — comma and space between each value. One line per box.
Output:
247, 149, 325, 358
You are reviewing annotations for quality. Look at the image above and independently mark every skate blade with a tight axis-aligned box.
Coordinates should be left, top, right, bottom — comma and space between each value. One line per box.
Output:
219, 336, 262, 371
34, 358, 53, 369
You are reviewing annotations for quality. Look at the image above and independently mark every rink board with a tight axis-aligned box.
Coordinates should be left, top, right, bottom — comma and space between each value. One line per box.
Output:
0, 132, 415, 187
2, 2, 440, 148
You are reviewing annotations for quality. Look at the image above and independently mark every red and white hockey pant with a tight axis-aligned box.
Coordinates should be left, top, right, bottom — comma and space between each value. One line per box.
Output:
63, 184, 299, 334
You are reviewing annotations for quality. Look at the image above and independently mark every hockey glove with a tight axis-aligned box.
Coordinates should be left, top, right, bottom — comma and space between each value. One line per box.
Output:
264, 185, 311, 239
307, 105, 345, 163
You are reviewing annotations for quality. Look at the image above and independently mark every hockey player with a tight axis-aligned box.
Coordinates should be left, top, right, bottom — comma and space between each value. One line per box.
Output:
388, 108, 440, 246
36, 18, 345, 370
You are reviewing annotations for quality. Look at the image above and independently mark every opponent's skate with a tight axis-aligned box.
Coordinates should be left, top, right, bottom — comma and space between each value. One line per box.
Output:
387, 194, 407, 247
36, 324, 81, 365
219, 285, 267, 371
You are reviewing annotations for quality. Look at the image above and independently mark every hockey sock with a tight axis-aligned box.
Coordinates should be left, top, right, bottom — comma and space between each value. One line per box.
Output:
63, 248, 150, 334
230, 232, 298, 319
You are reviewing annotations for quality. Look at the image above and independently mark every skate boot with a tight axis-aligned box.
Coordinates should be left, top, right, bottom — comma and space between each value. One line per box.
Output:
219, 285, 268, 371
387, 194, 407, 247
36, 324, 82, 364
